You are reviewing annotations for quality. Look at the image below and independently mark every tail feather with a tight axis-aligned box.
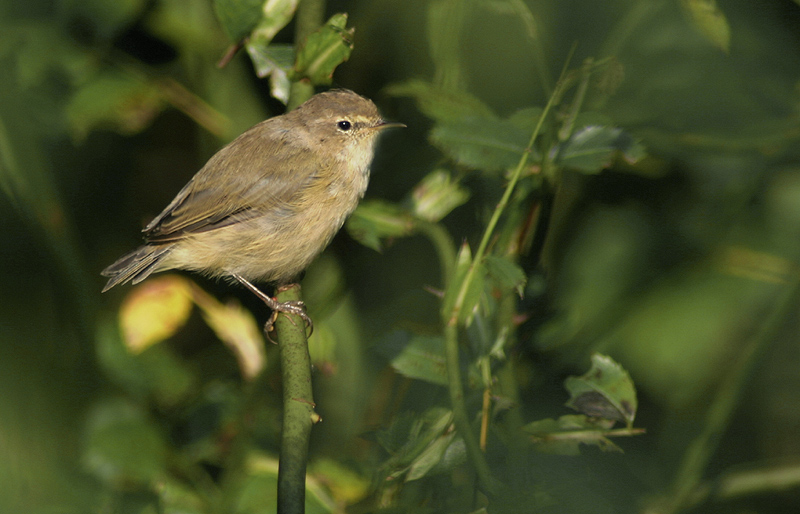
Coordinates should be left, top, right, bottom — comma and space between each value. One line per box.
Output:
101, 244, 172, 292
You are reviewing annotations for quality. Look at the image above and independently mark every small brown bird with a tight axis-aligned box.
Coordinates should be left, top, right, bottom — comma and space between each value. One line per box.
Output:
102, 89, 403, 330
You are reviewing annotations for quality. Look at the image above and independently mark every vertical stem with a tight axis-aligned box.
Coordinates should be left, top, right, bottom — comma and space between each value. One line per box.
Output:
275, 284, 318, 514
276, 3, 327, 511
439, 50, 576, 498
445, 46, 574, 324
444, 323, 500, 495
479, 350, 496, 452
414, 219, 457, 285
288, 0, 326, 109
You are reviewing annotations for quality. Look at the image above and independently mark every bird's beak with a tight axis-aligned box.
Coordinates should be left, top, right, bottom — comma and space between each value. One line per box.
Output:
371, 120, 406, 131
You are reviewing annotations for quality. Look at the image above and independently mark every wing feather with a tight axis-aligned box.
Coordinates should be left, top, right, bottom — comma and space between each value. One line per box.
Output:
143, 118, 317, 243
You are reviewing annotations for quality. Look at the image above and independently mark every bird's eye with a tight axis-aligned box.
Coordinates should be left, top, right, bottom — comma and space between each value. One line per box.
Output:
337, 120, 352, 131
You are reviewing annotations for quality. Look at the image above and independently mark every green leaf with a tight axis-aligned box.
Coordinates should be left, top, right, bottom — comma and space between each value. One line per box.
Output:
389, 334, 448, 386
374, 412, 418, 454
556, 125, 645, 174
238, 0, 298, 102
441, 242, 486, 326
291, 13, 354, 85
680, 0, 731, 53
244, 43, 293, 104
213, 0, 265, 41
406, 429, 458, 481
485, 255, 527, 297
508, 106, 545, 133
346, 200, 415, 251
193, 285, 266, 381
565, 353, 637, 428
523, 414, 620, 455
249, 0, 298, 45
410, 169, 470, 222
82, 399, 168, 485
431, 115, 538, 173
376, 408, 463, 482
386, 79, 495, 123
65, 71, 164, 141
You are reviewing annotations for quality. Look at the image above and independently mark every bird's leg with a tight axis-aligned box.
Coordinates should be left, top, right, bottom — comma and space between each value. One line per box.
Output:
231, 273, 313, 336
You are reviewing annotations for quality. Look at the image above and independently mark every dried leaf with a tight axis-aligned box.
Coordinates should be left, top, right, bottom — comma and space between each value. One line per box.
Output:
118, 275, 193, 353
192, 288, 266, 381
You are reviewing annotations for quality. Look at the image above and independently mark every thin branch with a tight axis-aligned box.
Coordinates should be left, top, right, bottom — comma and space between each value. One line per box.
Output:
445, 45, 576, 326
275, 284, 318, 514
444, 322, 501, 495
276, 2, 326, 512
439, 48, 578, 496
414, 218, 457, 286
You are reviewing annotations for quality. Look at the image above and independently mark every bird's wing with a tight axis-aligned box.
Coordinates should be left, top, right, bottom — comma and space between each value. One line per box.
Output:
143, 122, 317, 242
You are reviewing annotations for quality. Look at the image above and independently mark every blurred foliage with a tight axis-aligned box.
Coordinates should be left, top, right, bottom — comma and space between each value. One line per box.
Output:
3, 0, 800, 513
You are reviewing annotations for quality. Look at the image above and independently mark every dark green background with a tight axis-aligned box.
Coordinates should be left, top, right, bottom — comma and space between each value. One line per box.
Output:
3, 0, 800, 512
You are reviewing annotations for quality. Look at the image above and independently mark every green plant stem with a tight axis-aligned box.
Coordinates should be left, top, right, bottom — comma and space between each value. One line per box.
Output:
659, 277, 800, 514
414, 218, 457, 286
294, 0, 326, 48
416, 218, 496, 490
445, 50, 573, 325
275, 285, 318, 514
274, 3, 326, 509
439, 53, 576, 496
685, 460, 800, 506
444, 322, 500, 495
493, 292, 525, 437
288, 0, 326, 109
110, 49, 231, 137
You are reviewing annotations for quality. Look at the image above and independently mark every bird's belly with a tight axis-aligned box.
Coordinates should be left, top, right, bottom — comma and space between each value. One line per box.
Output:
164, 190, 359, 284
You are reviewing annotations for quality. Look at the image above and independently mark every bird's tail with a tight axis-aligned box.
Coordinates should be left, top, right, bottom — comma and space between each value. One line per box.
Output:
101, 244, 172, 292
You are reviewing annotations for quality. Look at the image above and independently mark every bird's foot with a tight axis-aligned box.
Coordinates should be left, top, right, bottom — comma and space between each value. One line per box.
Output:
261, 298, 313, 337
231, 274, 313, 338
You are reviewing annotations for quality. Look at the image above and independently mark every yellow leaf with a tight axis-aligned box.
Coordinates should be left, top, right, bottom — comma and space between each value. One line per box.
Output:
310, 458, 370, 504
191, 287, 266, 381
119, 275, 194, 353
